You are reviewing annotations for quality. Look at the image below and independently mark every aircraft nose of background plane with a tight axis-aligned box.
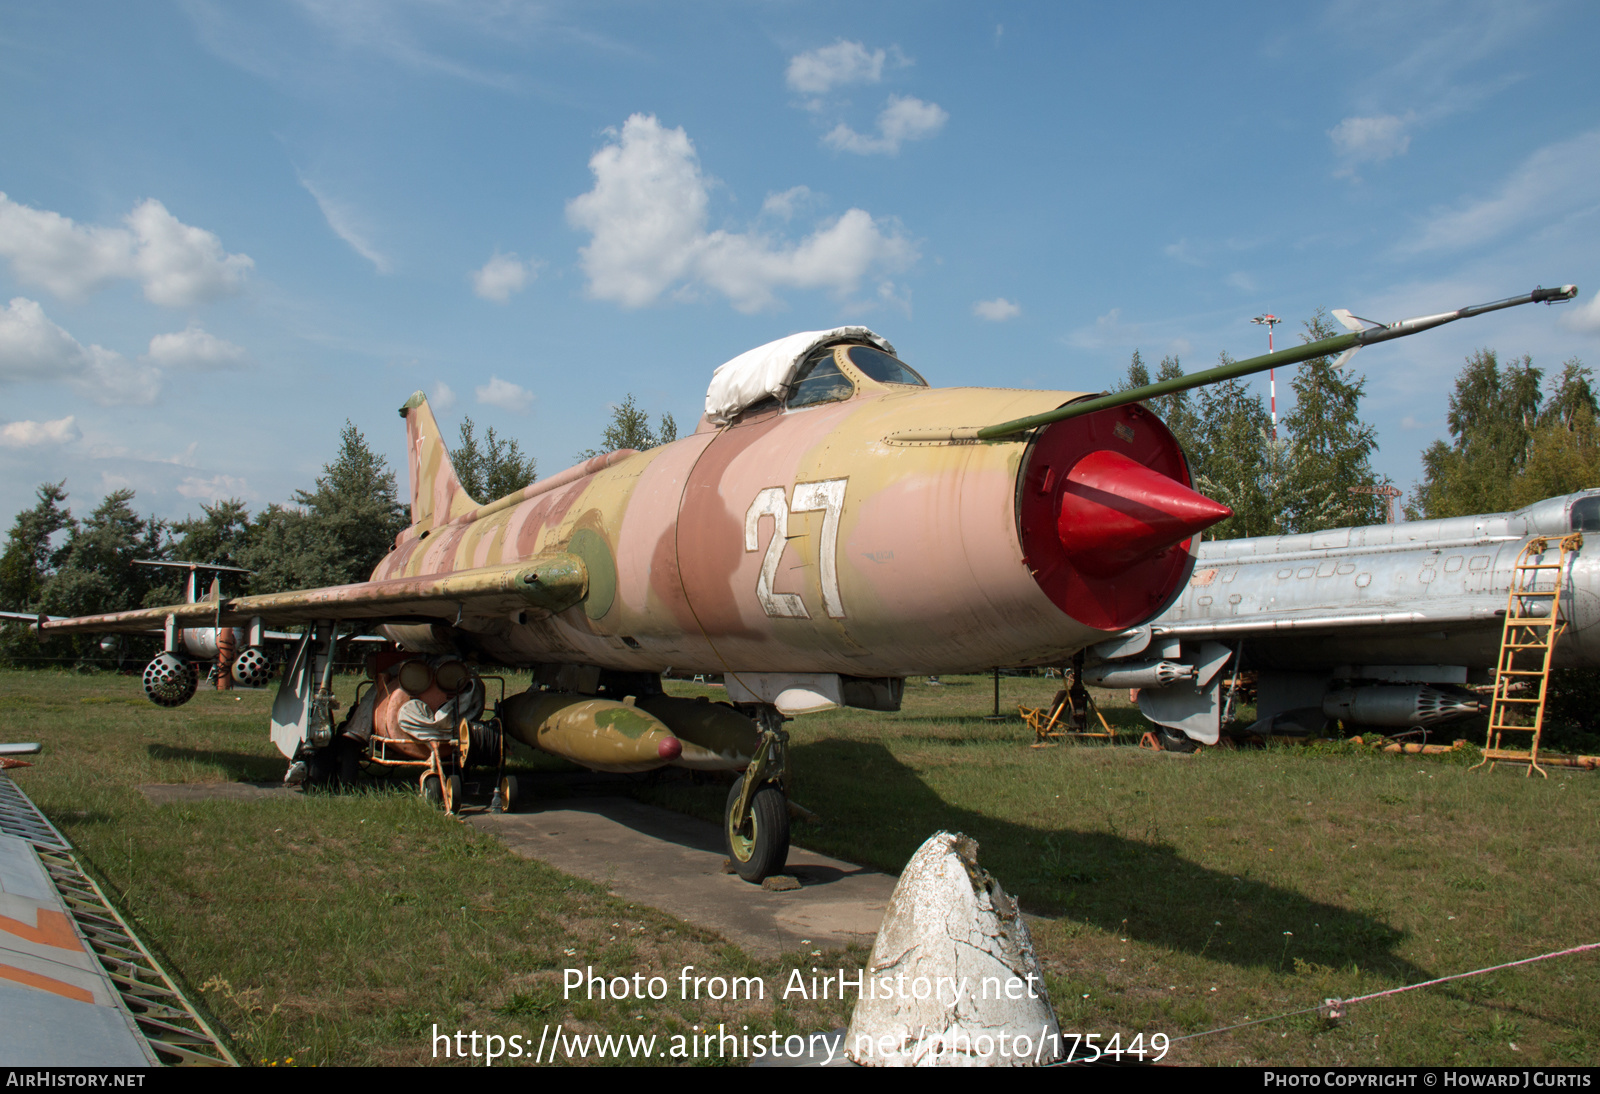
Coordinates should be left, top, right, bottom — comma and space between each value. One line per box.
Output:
1055, 448, 1232, 577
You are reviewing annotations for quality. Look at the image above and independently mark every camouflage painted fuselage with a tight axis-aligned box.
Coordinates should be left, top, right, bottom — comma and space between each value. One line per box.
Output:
376, 356, 1203, 679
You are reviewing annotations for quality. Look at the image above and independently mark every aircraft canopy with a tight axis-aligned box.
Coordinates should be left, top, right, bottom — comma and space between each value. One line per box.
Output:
704, 326, 896, 425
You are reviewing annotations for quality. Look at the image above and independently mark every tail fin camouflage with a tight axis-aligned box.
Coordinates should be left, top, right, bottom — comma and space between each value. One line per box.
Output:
399, 391, 479, 534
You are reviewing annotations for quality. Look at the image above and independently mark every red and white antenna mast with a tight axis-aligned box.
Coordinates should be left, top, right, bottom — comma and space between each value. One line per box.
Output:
1251, 313, 1281, 439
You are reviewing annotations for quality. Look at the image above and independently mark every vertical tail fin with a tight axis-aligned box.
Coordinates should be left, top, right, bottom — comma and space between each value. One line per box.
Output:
399, 391, 479, 534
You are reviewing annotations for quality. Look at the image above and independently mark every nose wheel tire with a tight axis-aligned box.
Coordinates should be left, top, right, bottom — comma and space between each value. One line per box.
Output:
724, 775, 789, 883
1156, 727, 1200, 753
490, 775, 519, 814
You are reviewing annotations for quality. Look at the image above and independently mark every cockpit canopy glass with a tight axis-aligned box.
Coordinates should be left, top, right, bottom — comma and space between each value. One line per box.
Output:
784, 343, 928, 411
1571, 495, 1600, 532
787, 347, 855, 409
845, 345, 927, 387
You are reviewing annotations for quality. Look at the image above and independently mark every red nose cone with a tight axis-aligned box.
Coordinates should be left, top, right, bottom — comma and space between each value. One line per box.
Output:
657, 736, 683, 761
1056, 449, 1232, 577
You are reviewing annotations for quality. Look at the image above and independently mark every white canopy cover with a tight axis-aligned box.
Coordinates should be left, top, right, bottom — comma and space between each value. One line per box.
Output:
703, 326, 896, 425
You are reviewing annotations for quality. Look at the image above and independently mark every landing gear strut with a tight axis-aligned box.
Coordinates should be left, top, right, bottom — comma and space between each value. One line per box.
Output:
723, 705, 791, 882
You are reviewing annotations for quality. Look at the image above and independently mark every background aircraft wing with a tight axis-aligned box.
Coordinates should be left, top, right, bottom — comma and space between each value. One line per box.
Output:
1146, 598, 1502, 640
35, 554, 586, 636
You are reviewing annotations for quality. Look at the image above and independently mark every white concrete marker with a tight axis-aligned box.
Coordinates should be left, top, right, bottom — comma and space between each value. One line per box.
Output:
846, 831, 1063, 1066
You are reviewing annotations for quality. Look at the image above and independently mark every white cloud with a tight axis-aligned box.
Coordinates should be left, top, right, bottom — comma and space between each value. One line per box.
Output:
973, 298, 1021, 321
472, 252, 533, 302
567, 114, 916, 312
177, 474, 252, 501
476, 376, 533, 413
0, 416, 80, 449
1329, 114, 1413, 174
0, 297, 159, 404
786, 40, 887, 94
0, 193, 252, 306
1562, 289, 1600, 337
299, 176, 392, 273
824, 95, 948, 155
431, 380, 457, 410
1226, 271, 1257, 293
1164, 238, 1203, 266
695, 209, 917, 312
125, 200, 255, 307
288, 0, 522, 88
144, 322, 248, 370
1068, 306, 1143, 349
85, 438, 198, 467
1398, 128, 1600, 254
761, 186, 814, 221
566, 116, 706, 309
0, 297, 95, 381
875, 279, 913, 315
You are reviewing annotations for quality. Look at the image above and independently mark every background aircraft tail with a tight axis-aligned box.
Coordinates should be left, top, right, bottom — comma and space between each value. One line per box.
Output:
399, 391, 479, 534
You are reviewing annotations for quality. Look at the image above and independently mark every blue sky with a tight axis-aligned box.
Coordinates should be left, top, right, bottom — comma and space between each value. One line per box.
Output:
2, 1, 1598, 530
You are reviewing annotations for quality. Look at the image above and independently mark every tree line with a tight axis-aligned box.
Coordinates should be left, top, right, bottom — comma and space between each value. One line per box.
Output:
1119, 313, 1598, 536
0, 414, 535, 665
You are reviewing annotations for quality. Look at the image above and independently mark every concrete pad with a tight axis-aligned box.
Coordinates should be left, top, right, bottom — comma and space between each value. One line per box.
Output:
470, 798, 897, 958
135, 780, 898, 957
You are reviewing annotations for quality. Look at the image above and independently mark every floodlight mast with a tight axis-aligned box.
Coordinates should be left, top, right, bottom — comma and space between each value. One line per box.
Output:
1251, 313, 1282, 439
974, 285, 1579, 441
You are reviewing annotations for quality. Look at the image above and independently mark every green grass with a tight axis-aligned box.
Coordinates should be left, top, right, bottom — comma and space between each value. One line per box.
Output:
6, 667, 1598, 1066
6, 669, 858, 1066
646, 674, 1600, 1067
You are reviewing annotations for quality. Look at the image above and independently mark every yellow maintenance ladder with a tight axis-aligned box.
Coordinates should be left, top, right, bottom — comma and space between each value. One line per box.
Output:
1472, 533, 1583, 778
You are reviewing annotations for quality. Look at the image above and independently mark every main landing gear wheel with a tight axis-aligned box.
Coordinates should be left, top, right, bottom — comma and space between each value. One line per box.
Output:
1156, 727, 1200, 753
724, 775, 789, 883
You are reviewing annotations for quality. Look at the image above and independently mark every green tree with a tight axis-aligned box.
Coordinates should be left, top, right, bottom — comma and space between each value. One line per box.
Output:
1151, 355, 1200, 457
1279, 311, 1387, 532
236, 505, 337, 594
1116, 349, 1150, 391
1538, 358, 1598, 428
40, 490, 170, 619
239, 422, 406, 592
170, 499, 255, 569
1509, 360, 1600, 509
298, 420, 406, 585
0, 482, 73, 666
453, 416, 537, 502
1116, 352, 1201, 464
0, 482, 71, 610
1411, 351, 1599, 519
1118, 316, 1387, 539
580, 394, 678, 460
1189, 365, 1278, 539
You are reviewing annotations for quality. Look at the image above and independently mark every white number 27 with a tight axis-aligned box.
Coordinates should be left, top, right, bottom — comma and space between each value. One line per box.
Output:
743, 478, 847, 620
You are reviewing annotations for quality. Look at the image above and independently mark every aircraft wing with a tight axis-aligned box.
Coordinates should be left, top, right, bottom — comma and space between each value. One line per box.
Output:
34, 554, 587, 637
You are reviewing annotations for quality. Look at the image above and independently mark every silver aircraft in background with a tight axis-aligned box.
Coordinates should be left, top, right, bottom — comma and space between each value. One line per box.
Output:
1085, 490, 1600, 749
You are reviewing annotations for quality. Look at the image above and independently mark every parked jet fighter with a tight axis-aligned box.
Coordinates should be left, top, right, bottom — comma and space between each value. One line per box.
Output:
31, 285, 1577, 879
1087, 489, 1600, 748
2, 560, 381, 705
